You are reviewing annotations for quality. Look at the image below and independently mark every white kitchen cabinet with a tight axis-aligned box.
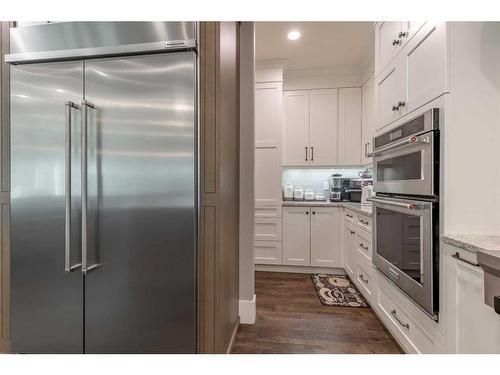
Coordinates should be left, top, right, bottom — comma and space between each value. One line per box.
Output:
375, 22, 404, 74
338, 88, 362, 165
375, 57, 404, 132
310, 207, 340, 267
375, 22, 447, 132
255, 82, 282, 148
402, 22, 447, 116
254, 147, 282, 206
344, 222, 356, 277
283, 207, 311, 266
361, 74, 375, 164
444, 244, 500, 353
254, 241, 282, 265
309, 89, 338, 165
283, 90, 309, 166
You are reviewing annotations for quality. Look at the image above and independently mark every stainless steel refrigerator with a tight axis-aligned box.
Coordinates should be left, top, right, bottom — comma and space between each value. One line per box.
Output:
7, 22, 198, 353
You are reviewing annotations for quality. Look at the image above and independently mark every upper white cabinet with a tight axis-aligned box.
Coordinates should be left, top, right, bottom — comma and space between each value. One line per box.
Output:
283, 90, 310, 166
444, 244, 500, 353
309, 89, 339, 166
338, 88, 362, 165
374, 22, 448, 132
282, 207, 311, 266
255, 82, 283, 206
310, 207, 341, 267
361, 74, 375, 164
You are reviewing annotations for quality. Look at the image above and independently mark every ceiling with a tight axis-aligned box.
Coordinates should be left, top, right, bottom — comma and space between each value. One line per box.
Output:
255, 22, 374, 72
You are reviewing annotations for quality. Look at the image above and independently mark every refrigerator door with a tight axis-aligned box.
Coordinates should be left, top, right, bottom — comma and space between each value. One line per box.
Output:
11, 61, 84, 353
83, 52, 197, 353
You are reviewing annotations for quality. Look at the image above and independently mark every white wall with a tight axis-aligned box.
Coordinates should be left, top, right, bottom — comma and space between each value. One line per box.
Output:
443, 22, 500, 235
239, 22, 256, 319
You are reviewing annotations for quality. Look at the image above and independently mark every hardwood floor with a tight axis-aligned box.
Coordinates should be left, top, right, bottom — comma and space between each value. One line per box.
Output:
231, 272, 403, 354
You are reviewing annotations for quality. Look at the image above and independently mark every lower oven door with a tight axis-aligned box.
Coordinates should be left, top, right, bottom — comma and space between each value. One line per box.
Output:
371, 196, 438, 318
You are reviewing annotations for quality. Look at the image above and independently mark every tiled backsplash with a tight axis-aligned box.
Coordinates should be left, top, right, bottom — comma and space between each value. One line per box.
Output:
282, 167, 368, 194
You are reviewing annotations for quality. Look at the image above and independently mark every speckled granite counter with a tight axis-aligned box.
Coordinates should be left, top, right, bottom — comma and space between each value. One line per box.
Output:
282, 201, 372, 216
442, 234, 500, 255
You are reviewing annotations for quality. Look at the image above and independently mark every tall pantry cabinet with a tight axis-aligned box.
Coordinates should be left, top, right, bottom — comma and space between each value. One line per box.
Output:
254, 66, 284, 264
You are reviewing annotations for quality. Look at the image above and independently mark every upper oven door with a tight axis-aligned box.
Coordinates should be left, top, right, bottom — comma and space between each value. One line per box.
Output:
371, 196, 437, 317
373, 131, 436, 197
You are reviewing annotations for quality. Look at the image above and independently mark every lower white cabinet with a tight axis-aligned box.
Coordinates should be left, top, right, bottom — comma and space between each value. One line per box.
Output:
282, 206, 340, 267
444, 243, 500, 353
310, 207, 341, 267
344, 222, 356, 277
283, 207, 311, 266
254, 241, 282, 265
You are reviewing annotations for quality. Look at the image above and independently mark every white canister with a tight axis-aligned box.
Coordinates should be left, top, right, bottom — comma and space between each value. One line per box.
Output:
283, 183, 294, 200
293, 186, 304, 200
304, 189, 315, 201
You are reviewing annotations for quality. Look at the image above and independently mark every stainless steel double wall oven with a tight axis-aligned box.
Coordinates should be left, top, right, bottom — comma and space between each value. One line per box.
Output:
371, 109, 440, 319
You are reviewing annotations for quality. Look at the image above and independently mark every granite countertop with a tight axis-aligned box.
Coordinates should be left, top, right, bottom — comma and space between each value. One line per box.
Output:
442, 234, 500, 255
282, 200, 372, 216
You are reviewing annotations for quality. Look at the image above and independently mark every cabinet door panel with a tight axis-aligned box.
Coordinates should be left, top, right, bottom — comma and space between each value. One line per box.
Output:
255, 82, 282, 147
255, 241, 282, 265
361, 74, 375, 164
376, 22, 403, 74
309, 89, 338, 166
375, 58, 404, 131
338, 88, 362, 165
283, 207, 311, 266
403, 22, 447, 115
255, 147, 282, 206
283, 91, 309, 166
344, 223, 356, 277
310, 207, 340, 267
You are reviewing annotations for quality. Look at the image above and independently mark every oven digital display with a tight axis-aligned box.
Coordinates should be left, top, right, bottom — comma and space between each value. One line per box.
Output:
389, 129, 402, 141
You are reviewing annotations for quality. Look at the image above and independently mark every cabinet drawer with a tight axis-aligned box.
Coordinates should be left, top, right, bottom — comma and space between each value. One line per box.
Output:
356, 213, 372, 233
377, 272, 439, 353
254, 241, 282, 265
255, 217, 282, 241
344, 209, 355, 224
356, 260, 374, 302
255, 205, 282, 218
356, 229, 372, 261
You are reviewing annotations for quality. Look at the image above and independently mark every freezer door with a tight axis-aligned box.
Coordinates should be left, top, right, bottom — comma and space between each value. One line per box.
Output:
10, 61, 84, 353
83, 52, 197, 353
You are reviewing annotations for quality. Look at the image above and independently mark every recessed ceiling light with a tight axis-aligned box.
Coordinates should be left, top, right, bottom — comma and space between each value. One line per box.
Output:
287, 31, 301, 41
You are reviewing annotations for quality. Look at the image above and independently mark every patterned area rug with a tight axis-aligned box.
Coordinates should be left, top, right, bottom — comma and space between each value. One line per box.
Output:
310, 274, 369, 308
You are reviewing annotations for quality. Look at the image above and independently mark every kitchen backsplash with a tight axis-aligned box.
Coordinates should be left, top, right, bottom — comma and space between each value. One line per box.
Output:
282, 167, 369, 194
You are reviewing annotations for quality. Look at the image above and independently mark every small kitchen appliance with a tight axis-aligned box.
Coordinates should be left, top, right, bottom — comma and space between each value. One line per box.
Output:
329, 174, 342, 202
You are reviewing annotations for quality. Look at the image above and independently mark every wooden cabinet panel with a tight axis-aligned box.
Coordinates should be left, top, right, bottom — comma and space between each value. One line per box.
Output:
338, 88, 362, 165
283, 207, 311, 266
310, 207, 340, 267
309, 89, 338, 166
255, 82, 282, 148
283, 91, 309, 166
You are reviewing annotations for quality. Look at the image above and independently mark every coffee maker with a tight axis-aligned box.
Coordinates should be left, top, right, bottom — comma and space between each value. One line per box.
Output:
329, 174, 342, 202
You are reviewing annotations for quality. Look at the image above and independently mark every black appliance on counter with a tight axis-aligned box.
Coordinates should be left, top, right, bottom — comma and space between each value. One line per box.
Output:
340, 178, 372, 202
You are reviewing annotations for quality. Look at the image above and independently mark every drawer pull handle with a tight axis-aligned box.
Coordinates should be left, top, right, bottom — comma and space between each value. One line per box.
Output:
451, 252, 480, 267
392, 39, 401, 46
346, 214, 353, 218
360, 219, 369, 225
391, 309, 409, 330
359, 243, 369, 250
359, 274, 368, 284
350, 230, 355, 235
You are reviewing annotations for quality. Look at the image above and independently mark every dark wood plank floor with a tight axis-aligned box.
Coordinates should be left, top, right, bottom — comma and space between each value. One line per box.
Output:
231, 272, 403, 354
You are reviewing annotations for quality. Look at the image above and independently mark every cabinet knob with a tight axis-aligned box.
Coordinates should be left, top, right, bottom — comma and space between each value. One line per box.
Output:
392, 105, 399, 112
392, 39, 401, 46
306, 211, 309, 215
398, 31, 408, 38
398, 101, 406, 108
312, 211, 316, 215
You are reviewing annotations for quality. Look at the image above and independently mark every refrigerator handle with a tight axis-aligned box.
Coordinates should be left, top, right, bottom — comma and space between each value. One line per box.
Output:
65, 101, 82, 274
81, 100, 100, 275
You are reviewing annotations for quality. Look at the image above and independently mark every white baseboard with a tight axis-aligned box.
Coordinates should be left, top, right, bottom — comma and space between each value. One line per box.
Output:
239, 294, 256, 324
256, 264, 346, 275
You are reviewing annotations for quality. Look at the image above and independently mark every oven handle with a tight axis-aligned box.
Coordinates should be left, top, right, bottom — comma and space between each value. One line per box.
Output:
368, 197, 425, 210
367, 134, 431, 157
